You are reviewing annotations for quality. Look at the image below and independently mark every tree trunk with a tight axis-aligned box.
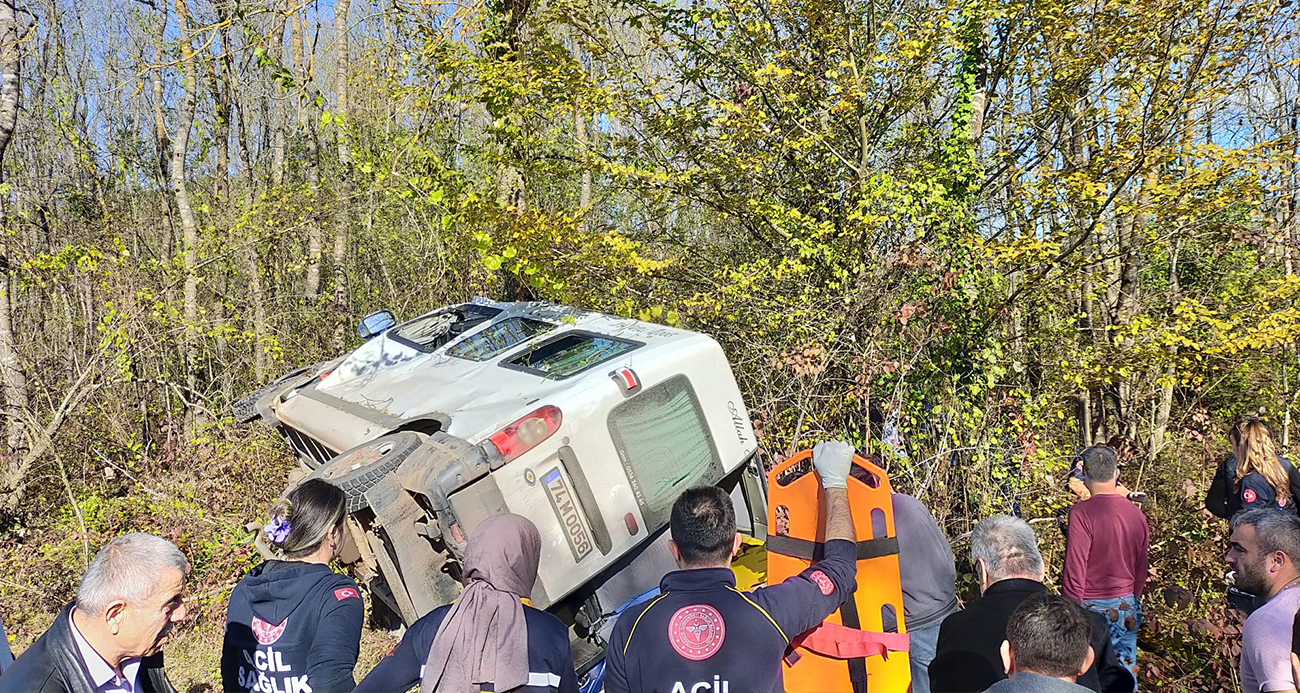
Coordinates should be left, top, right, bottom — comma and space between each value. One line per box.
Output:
292, 7, 323, 301
170, 0, 201, 413
207, 57, 231, 399
0, 0, 29, 452
1285, 91, 1299, 447
331, 0, 352, 349
966, 12, 991, 144
151, 9, 175, 260
488, 0, 531, 296
238, 117, 268, 384
208, 59, 230, 201
1055, 67, 1101, 448
269, 0, 286, 188
228, 25, 268, 385
575, 106, 591, 230
944, 0, 986, 204
1151, 241, 1179, 456
1078, 391, 1093, 447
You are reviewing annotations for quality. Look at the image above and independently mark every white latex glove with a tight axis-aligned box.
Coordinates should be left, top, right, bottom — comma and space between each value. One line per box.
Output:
812, 440, 854, 489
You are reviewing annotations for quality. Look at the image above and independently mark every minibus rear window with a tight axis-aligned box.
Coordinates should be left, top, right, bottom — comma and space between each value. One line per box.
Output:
503, 332, 641, 378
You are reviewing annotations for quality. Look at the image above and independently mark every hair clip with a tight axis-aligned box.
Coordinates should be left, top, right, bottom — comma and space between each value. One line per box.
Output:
264, 515, 292, 545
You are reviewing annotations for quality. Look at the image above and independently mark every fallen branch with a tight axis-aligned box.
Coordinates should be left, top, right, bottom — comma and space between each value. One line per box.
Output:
0, 364, 113, 515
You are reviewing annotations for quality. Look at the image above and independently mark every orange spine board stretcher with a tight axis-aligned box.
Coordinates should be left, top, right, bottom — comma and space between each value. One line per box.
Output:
766, 450, 912, 693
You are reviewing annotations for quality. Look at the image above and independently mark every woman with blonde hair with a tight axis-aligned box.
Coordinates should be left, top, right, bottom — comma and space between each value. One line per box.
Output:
1203, 418, 1300, 520
1233, 419, 1295, 513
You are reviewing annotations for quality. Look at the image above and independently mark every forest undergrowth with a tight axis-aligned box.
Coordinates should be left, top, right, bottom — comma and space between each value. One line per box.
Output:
0, 421, 400, 691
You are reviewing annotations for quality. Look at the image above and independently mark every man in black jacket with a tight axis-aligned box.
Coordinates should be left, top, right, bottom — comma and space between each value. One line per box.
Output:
928, 516, 1136, 693
0, 533, 188, 693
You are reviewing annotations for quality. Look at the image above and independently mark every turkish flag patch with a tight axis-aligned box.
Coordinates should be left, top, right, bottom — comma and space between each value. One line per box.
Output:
335, 587, 360, 601
810, 570, 835, 596
1244, 488, 1258, 504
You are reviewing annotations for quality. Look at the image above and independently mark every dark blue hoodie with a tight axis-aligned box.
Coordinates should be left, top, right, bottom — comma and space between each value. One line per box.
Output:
1238, 471, 1295, 513
354, 603, 579, 693
221, 561, 364, 693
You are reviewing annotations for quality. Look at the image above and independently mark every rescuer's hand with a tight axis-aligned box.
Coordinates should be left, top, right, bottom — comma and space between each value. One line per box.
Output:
812, 440, 854, 489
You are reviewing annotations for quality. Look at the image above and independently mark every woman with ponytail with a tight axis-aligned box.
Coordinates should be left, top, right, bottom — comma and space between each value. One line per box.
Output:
221, 479, 363, 693
355, 513, 579, 693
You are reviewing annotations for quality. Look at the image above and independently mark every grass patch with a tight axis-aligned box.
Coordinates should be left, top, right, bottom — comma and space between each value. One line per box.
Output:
1, 422, 399, 689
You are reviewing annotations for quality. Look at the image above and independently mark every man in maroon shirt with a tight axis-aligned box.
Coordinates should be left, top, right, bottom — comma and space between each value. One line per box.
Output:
1062, 445, 1149, 687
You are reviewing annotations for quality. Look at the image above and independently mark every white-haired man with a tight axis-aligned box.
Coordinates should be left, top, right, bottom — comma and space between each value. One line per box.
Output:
928, 516, 1135, 693
0, 533, 189, 693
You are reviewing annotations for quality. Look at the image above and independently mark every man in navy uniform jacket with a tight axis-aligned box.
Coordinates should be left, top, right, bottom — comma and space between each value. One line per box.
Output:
604, 441, 860, 693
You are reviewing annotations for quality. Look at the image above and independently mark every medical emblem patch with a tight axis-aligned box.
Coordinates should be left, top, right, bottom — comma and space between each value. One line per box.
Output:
668, 604, 726, 661
810, 570, 835, 596
251, 616, 287, 645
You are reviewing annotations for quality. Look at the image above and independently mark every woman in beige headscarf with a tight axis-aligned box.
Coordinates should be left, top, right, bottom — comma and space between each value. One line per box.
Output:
354, 513, 579, 692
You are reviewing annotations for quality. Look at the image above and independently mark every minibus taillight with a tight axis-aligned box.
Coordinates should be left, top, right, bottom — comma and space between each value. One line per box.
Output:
487, 405, 563, 463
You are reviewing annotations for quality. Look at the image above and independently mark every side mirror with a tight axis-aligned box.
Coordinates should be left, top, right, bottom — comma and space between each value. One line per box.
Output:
358, 310, 397, 340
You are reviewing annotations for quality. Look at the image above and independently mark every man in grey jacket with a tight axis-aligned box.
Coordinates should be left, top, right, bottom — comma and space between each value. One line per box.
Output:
893, 492, 958, 693
986, 593, 1095, 692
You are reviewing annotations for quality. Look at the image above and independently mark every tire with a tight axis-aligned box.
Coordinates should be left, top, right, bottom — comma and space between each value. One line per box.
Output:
306, 431, 427, 513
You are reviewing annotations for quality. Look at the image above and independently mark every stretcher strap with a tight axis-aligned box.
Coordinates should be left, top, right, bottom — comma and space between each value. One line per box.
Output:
837, 596, 870, 693
791, 621, 912, 661
765, 534, 901, 561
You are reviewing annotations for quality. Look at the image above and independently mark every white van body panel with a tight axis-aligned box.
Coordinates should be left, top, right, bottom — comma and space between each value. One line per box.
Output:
262, 301, 758, 606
